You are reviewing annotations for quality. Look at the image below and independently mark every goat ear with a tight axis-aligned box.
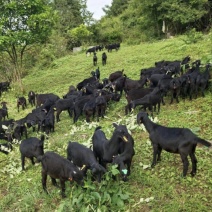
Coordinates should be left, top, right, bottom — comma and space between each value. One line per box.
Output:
112, 123, 118, 128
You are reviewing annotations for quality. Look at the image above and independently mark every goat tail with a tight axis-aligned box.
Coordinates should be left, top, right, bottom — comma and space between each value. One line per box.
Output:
95, 126, 102, 131
196, 137, 211, 147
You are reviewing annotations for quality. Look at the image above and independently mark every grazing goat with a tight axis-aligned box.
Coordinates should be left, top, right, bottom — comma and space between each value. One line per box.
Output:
131, 87, 162, 117
0, 142, 13, 155
19, 135, 45, 170
38, 151, 84, 198
35, 93, 60, 108
112, 134, 135, 181
86, 46, 96, 55
124, 77, 147, 93
6, 121, 28, 142
137, 112, 211, 177
67, 141, 106, 182
54, 98, 75, 122
92, 124, 130, 168
125, 88, 153, 114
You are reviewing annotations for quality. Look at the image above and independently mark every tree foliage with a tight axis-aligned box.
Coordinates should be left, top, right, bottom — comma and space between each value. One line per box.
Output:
67, 24, 92, 47
0, 0, 56, 88
103, 0, 129, 17
49, 0, 84, 34
99, 0, 212, 42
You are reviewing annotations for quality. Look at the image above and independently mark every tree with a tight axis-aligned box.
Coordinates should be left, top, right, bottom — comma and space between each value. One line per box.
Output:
50, 0, 84, 34
0, 0, 56, 91
103, 0, 129, 17
67, 24, 92, 47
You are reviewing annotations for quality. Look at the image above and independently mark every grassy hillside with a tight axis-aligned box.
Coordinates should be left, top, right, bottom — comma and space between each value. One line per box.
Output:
0, 33, 212, 212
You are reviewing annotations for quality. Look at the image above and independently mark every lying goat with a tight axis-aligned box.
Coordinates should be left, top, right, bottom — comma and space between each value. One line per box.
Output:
137, 112, 211, 177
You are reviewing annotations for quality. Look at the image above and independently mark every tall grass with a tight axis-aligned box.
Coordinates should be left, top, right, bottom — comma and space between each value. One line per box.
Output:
0, 33, 212, 211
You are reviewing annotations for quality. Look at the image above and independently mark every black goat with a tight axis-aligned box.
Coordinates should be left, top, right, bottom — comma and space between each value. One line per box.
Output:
196, 64, 211, 97
38, 151, 84, 198
137, 112, 211, 177
131, 87, 162, 117
125, 88, 153, 114
109, 69, 124, 82
77, 76, 97, 91
169, 77, 182, 104
28, 91, 36, 107
93, 52, 98, 66
0, 142, 13, 155
95, 94, 107, 122
102, 52, 107, 65
83, 97, 97, 122
0, 102, 8, 121
17, 97, 27, 112
86, 46, 96, 55
54, 98, 75, 122
73, 95, 94, 123
41, 107, 55, 135
67, 141, 106, 182
92, 124, 130, 168
19, 135, 45, 170
112, 133, 135, 181
91, 67, 100, 80
124, 77, 147, 93
6, 121, 28, 142
36, 93, 60, 108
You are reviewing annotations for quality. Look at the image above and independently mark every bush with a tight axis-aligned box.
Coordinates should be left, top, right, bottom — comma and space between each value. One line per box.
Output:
182, 28, 203, 44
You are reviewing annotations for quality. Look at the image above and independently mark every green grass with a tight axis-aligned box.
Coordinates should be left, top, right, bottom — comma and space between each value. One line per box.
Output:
0, 33, 212, 211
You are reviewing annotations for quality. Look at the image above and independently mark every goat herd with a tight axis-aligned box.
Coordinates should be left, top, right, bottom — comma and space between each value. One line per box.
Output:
86, 43, 121, 66
0, 54, 211, 198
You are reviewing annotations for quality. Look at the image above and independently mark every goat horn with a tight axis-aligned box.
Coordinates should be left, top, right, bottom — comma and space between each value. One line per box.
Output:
123, 136, 128, 142
81, 165, 86, 170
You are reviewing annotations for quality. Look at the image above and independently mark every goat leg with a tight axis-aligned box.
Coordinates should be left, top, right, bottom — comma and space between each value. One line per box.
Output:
189, 152, 197, 177
42, 171, 49, 194
180, 154, 189, 177
151, 144, 158, 167
60, 179, 66, 198
51, 177, 59, 187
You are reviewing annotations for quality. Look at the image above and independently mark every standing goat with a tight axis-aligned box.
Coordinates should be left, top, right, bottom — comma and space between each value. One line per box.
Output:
0, 102, 8, 121
137, 112, 211, 177
93, 52, 98, 66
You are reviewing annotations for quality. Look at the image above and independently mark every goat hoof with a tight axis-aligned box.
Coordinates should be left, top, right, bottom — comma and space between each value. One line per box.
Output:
180, 173, 186, 178
122, 176, 128, 182
190, 172, 196, 177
